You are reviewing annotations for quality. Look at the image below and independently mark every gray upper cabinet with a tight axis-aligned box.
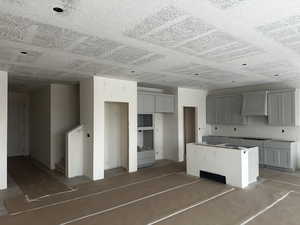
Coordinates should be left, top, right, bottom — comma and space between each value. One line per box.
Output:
242, 91, 268, 116
215, 95, 245, 125
138, 92, 174, 114
206, 95, 217, 124
268, 90, 296, 126
138, 93, 155, 114
155, 94, 174, 113
230, 95, 245, 124
207, 94, 245, 125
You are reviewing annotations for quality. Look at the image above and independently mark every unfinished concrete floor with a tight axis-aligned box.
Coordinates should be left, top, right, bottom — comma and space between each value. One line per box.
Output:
1, 163, 300, 224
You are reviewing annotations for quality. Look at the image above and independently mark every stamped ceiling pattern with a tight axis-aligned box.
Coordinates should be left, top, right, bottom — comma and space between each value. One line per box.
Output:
0, 0, 300, 90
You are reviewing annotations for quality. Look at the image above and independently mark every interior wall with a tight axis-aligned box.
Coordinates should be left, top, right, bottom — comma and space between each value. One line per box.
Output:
0, 71, 8, 190
94, 77, 137, 180
50, 84, 80, 170
104, 102, 128, 170
80, 78, 94, 178
80, 77, 137, 181
163, 88, 179, 161
177, 87, 208, 162
154, 113, 164, 160
8, 91, 30, 157
29, 86, 51, 169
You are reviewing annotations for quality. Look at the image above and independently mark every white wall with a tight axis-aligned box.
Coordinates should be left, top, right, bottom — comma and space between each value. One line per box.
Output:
154, 113, 164, 160
8, 92, 30, 157
80, 77, 137, 180
104, 102, 128, 170
30, 87, 51, 168
0, 71, 7, 190
80, 79, 94, 178
50, 84, 79, 169
94, 77, 137, 179
177, 87, 208, 162
163, 89, 179, 161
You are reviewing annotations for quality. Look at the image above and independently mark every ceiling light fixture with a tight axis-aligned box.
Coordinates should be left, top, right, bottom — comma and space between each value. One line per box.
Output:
53, 7, 64, 13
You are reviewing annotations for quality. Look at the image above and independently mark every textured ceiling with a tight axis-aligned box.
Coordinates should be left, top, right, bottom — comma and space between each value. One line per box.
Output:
1, 0, 300, 90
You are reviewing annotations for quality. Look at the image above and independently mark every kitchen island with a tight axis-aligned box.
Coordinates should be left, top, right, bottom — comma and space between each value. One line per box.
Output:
186, 143, 259, 188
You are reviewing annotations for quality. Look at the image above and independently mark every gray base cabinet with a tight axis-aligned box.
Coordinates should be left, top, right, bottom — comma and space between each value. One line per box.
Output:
137, 150, 155, 168
263, 141, 297, 171
202, 136, 297, 171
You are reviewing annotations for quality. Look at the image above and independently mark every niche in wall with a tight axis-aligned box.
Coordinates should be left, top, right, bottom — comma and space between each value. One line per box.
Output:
104, 102, 129, 170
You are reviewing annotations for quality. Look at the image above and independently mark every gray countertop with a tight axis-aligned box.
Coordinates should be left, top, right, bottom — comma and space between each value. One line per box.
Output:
194, 142, 257, 151
205, 135, 295, 143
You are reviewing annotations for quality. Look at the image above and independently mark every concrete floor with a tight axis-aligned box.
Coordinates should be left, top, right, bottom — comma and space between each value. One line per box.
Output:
1, 162, 300, 224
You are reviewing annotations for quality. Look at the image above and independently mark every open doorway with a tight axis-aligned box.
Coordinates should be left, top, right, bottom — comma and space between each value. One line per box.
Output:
104, 102, 129, 178
183, 107, 196, 161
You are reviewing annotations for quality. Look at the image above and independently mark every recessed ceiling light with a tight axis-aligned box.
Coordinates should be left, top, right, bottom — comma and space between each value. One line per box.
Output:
53, 7, 64, 13
20, 51, 28, 55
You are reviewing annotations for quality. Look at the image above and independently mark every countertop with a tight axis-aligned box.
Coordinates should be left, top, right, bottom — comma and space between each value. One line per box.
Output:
205, 135, 295, 143
193, 143, 257, 151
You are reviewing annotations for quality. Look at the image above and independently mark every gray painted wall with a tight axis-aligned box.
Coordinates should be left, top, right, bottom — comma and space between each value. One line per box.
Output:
30, 86, 51, 168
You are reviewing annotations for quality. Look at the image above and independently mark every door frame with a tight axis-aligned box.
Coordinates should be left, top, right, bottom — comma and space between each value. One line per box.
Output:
183, 107, 197, 161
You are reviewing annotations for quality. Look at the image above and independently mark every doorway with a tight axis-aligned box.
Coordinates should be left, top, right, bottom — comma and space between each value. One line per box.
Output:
8, 92, 29, 157
104, 102, 129, 176
184, 107, 196, 161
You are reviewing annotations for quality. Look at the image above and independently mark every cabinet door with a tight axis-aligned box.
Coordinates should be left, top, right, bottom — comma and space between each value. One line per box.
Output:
230, 95, 244, 124
206, 96, 216, 124
259, 148, 264, 165
268, 91, 295, 126
282, 91, 294, 126
139, 93, 155, 114
216, 95, 244, 125
264, 148, 280, 167
268, 93, 281, 125
278, 149, 290, 168
216, 96, 230, 124
155, 95, 174, 113
138, 94, 144, 114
